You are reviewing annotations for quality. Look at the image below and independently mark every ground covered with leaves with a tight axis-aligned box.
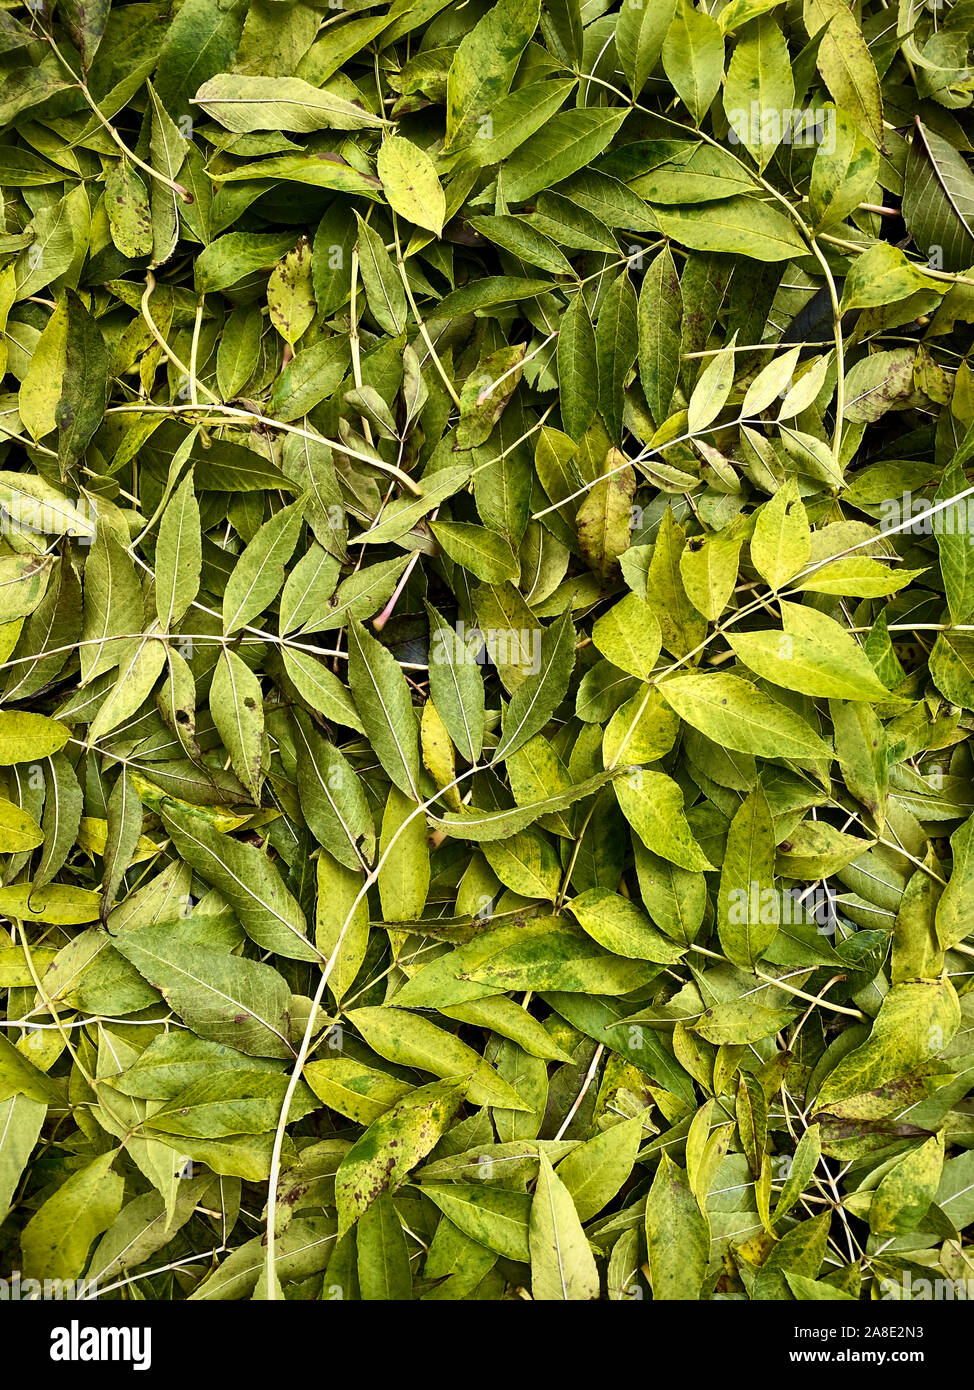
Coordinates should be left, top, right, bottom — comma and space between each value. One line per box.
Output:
1, 0, 974, 1305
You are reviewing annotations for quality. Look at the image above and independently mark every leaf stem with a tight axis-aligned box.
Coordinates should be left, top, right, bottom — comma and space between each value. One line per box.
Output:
391, 213, 461, 408
263, 759, 484, 1297
107, 399, 423, 494
43, 29, 192, 203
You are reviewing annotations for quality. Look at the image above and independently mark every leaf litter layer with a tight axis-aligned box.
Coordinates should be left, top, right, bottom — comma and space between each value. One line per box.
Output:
1, 0, 974, 1304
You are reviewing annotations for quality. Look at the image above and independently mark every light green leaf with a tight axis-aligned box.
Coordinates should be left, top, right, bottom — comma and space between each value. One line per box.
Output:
377, 134, 445, 236
529, 1152, 600, 1300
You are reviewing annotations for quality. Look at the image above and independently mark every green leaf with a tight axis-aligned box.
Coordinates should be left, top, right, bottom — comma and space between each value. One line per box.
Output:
35, 750, 83, 896
903, 119, 974, 272
81, 525, 144, 684
652, 198, 807, 261
223, 500, 304, 635
428, 770, 622, 841
774, 1124, 822, 1225
595, 272, 638, 447
809, 107, 879, 231
503, 108, 629, 203
161, 801, 317, 961
616, 0, 677, 97
0, 797, 42, 853
644, 1153, 709, 1299
937, 812, 974, 950
56, 290, 108, 470
717, 785, 778, 968
461, 919, 657, 995
557, 294, 599, 441
687, 335, 736, 434
315, 853, 369, 1003
335, 1078, 465, 1234
793, 556, 923, 596
645, 508, 707, 658
692, 998, 797, 1044
637, 246, 682, 425
345, 1007, 531, 1110
378, 784, 430, 922
679, 521, 744, 621
870, 1133, 944, 1236
0, 1094, 45, 1225
840, 242, 940, 313
529, 1151, 600, 1300
729, 603, 892, 702
555, 1116, 643, 1223
431, 520, 520, 583
444, 0, 541, 151
540, 0, 582, 65
494, 609, 576, 763
426, 602, 486, 763
615, 768, 715, 870
105, 158, 153, 259
628, 141, 756, 203
155, 470, 201, 631
662, 0, 724, 125
567, 888, 685, 963
355, 212, 407, 337
816, 979, 960, 1109
270, 337, 351, 421
21, 1150, 124, 1281
936, 459, 974, 625
113, 924, 296, 1059
377, 134, 445, 236
0, 711, 69, 764
804, 0, 883, 147
282, 648, 365, 731
724, 17, 794, 169
293, 711, 374, 870
347, 620, 421, 800
576, 451, 635, 583
591, 593, 662, 679
749, 479, 810, 590
0, 883, 99, 924
467, 215, 574, 278
357, 1190, 412, 1299
659, 671, 833, 761
210, 648, 265, 802
267, 239, 316, 348
419, 1182, 532, 1260
217, 304, 263, 399
193, 74, 386, 132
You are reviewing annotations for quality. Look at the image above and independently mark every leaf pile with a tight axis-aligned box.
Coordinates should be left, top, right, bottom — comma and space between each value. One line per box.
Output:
2, 0, 974, 1303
